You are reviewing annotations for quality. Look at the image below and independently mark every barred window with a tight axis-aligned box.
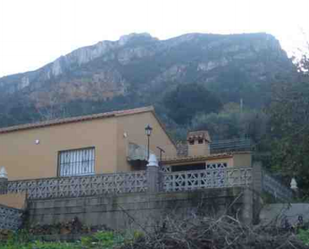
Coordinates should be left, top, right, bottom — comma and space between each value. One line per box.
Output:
58, 147, 95, 176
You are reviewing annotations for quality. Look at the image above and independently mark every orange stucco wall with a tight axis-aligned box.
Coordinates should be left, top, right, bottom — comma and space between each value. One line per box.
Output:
0, 117, 118, 180
164, 153, 251, 169
116, 112, 177, 171
0, 111, 177, 181
232, 152, 252, 167
0, 193, 26, 209
188, 141, 210, 157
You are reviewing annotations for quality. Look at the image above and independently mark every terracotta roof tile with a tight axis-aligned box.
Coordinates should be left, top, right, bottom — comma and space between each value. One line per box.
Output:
162, 151, 251, 164
187, 130, 211, 142
0, 106, 154, 134
161, 152, 233, 164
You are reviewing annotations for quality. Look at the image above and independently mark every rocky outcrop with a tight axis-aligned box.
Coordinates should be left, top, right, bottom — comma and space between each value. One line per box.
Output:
0, 32, 292, 110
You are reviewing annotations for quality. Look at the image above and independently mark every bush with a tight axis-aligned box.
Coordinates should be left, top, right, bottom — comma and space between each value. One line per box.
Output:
297, 229, 309, 246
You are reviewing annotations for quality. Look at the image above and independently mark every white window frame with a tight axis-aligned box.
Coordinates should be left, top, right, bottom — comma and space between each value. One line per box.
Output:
58, 147, 95, 177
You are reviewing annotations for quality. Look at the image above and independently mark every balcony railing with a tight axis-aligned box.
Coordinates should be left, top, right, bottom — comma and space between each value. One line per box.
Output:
210, 138, 253, 153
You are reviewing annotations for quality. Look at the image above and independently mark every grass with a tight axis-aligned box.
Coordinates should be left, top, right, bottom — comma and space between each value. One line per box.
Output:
0, 230, 138, 249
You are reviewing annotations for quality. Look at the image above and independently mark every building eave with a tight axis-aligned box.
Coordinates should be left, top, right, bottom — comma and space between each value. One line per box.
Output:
0, 106, 154, 135
161, 153, 234, 164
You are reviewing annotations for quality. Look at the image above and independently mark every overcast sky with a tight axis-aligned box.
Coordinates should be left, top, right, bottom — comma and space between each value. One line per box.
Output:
0, 0, 308, 77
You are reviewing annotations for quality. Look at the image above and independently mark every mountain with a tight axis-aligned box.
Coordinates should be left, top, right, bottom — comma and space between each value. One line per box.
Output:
0, 32, 293, 128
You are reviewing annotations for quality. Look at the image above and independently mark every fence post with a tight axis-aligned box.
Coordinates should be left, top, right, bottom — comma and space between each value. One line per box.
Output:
147, 154, 160, 193
290, 178, 299, 199
252, 161, 263, 224
252, 161, 263, 194
0, 166, 8, 194
241, 187, 253, 226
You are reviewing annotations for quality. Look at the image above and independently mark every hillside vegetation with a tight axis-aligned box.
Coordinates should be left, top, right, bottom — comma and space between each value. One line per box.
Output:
0, 33, 292, 139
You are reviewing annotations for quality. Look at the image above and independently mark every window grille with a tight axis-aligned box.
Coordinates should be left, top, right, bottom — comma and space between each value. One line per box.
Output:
58, 147, 95, 176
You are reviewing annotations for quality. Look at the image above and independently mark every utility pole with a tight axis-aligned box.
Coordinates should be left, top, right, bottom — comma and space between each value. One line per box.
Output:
240, 98, 243, 114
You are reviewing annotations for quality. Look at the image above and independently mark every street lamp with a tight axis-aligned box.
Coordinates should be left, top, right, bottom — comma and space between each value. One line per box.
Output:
145, 124, 153, 160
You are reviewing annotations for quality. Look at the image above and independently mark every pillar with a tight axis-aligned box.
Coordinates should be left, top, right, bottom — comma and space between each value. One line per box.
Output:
0, 166, 8, 194
146, 154, 160, 193
241, 187, 253, 226
252, 161, 263, 224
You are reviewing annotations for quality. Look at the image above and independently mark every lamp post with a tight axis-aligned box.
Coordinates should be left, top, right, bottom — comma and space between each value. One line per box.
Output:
145, 124, 153, 161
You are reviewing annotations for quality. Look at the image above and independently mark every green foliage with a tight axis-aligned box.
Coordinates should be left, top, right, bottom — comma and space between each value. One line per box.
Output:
81, 231, 125, 248
32, 241, 80, 249
297, 229, 309, 246
0, 230, 136, 249
268, 50, 309, 191
0, 240, 80, 249
163, 83, 222, 125
191, 102, 268, 141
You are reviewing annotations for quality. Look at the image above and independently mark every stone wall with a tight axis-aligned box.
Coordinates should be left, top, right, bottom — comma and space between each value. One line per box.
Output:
27, 188, 245, 231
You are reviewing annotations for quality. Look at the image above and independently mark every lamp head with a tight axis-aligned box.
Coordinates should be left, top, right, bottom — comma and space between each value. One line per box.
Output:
145, 124, 153, 136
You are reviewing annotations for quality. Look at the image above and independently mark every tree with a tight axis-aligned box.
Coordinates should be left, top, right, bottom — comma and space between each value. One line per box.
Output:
191, 103, 268, 141
163, 84, 222, 125
269, 49, 309, 191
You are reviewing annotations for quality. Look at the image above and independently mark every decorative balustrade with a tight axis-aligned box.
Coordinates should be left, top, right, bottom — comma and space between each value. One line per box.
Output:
262, 170, 294, 202
0, 165, 295, 202
163, 167, 252, 192
0, 204, 23, 230
2, 171, 147, 199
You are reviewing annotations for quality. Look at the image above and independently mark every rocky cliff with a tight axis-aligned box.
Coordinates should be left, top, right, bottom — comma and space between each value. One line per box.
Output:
0, 32, 293, 126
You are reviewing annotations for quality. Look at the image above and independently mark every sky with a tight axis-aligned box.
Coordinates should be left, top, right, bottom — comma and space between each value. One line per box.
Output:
0, 0, 308, 77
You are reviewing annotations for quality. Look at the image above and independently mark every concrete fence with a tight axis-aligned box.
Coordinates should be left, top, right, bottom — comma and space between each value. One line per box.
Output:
0, 157, 295, 230
251, 161, 294, 202
0, 171, 148, 199
0, 160, 293, 202
0, 167, 253, 200
0, 204, 23, 230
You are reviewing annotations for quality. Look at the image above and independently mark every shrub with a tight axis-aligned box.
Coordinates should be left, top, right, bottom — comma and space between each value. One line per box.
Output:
297, 229, 309, 246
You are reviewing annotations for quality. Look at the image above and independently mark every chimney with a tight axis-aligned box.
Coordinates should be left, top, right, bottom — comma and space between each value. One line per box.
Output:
187, 130, 211, 157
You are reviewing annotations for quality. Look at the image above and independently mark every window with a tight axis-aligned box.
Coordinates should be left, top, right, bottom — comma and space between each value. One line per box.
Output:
171, 163, 206, 172
58, 147, 95, 176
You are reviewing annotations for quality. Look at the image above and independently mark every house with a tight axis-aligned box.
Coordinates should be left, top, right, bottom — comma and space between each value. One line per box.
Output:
161, 131, 252, 172
0, 106, 177, 181
0, 107, 294, 230
0, 106, 253, 182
